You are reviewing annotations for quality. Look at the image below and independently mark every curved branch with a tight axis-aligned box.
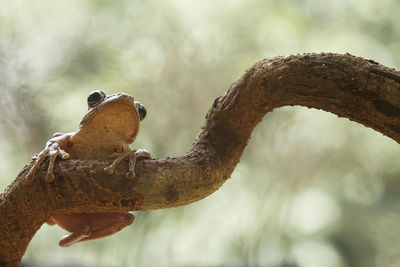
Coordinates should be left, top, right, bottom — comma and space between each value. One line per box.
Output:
1, 53, 400, 265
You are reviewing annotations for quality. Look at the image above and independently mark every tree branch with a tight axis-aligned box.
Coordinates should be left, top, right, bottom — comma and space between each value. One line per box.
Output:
1, 53, 400, 265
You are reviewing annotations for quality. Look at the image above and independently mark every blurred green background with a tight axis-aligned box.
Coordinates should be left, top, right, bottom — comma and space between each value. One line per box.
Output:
1, 0, 400, 266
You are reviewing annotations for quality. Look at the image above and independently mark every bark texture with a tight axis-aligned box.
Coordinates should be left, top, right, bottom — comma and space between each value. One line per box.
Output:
1, 53, 400, 266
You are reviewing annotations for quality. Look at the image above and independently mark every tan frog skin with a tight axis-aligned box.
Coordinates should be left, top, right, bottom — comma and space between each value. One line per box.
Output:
26, 91, 150, 247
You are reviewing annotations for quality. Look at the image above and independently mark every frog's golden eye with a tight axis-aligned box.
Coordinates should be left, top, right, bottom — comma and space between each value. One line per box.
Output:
87, 90, 106, 108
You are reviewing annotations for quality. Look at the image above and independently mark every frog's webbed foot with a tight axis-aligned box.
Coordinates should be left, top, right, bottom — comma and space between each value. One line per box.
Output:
104, 149, 151, 179
26, 134, 71, 183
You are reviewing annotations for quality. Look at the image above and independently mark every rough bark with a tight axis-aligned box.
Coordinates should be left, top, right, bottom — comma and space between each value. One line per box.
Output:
1, 53, 400, 266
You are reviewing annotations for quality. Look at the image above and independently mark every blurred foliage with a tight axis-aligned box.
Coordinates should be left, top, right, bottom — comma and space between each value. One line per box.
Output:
1, 0, 400, 266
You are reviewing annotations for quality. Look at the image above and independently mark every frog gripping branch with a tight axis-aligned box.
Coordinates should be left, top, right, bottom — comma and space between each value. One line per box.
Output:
1, 53, 400, 265
26, 90, 151, 247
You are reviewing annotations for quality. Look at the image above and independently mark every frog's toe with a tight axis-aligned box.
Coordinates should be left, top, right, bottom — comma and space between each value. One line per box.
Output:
45, 149, 59, 183
125, 170, 136, 179
105, 149, 150, 178
61, 151, 70, 160
27, 142, 70, 183
45, 172, 55, 183
26, 148, 50, 181
105, 151, 131, 175
26, 170, 35, 181
104, 165, 114, 175
126, 149, 151, 179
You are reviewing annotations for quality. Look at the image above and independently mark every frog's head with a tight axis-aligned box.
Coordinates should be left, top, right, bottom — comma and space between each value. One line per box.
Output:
79, 90, 147, 144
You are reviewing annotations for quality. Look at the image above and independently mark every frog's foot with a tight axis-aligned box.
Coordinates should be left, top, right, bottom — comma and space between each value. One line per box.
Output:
104, 150, 131, 175
126, 149, 151, 179
59, 225, 91, 247
26, 135, 70, 183
104, 149, 151, 178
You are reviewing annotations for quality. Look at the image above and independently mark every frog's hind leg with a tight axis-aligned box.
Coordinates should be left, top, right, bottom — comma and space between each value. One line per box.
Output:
58, 212, 134, 247
59, 225, 91, 247
78, 213, 134, 244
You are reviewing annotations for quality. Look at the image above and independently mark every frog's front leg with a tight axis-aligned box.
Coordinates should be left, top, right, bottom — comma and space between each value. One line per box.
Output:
104, 149, 151, 178
26, 133, 72, 183
127, 149, 151, 178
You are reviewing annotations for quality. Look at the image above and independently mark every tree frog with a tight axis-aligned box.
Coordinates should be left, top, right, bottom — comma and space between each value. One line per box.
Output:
26, 90, 150, 247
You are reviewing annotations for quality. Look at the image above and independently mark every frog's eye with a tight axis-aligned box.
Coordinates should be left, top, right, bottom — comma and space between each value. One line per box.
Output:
135, 102, 147, 121
87, 90, 106, 108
